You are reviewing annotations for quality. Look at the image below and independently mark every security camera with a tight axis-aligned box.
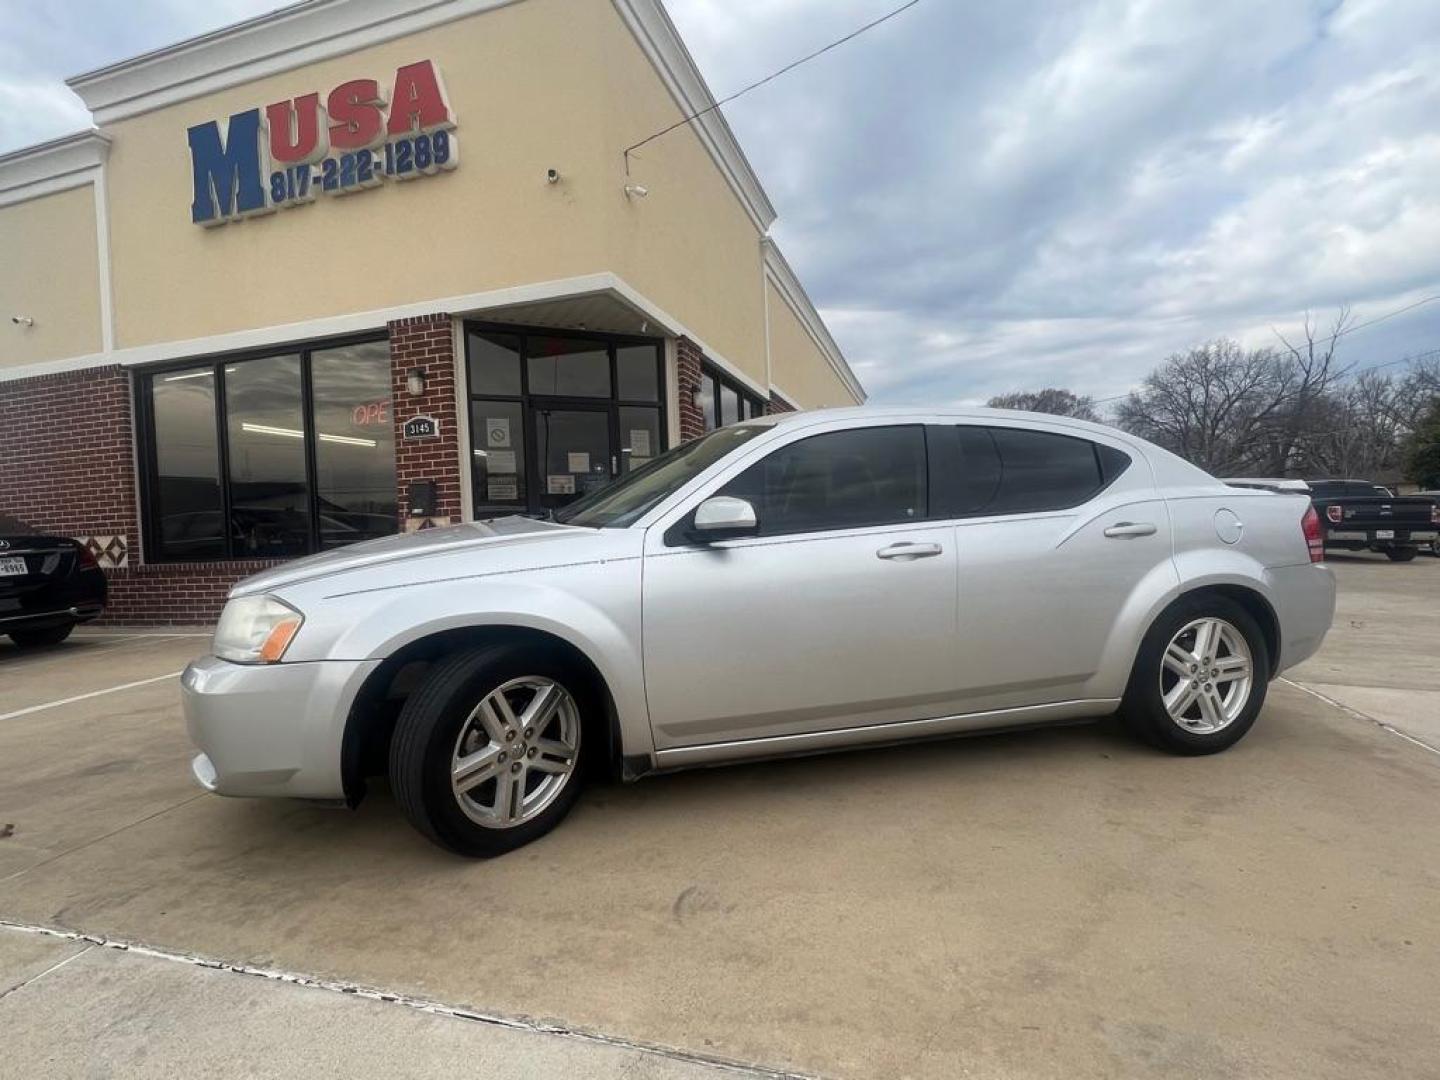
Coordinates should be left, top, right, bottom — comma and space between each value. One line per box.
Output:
11, 315, 33, 327
546, 168, 560, 184
623, 183, 649, 199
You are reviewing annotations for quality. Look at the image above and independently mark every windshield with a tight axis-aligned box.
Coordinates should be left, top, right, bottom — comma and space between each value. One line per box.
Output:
555, 424, 769, 528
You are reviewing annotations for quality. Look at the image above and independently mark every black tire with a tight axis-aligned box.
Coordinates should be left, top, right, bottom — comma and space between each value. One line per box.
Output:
8, 623, 75, 649
390, 644, 594, 857
1385, 547, 1419, 562
1118, 594, 1269, 756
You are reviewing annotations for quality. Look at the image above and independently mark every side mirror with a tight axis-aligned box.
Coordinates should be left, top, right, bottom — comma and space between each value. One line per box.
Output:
689, 496, 758, 542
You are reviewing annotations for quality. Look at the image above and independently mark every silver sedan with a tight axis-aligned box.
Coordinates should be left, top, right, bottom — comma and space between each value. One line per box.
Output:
182, 408, 1336, 856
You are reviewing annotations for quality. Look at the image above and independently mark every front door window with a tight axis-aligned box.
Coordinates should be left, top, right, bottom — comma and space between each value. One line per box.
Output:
535, 407, 613, 512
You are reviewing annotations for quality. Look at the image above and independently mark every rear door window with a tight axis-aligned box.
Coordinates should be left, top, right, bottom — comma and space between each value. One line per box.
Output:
935, 426, 1129, 517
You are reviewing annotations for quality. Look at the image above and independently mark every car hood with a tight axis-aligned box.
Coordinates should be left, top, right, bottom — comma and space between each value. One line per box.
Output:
229, 516, 589, 599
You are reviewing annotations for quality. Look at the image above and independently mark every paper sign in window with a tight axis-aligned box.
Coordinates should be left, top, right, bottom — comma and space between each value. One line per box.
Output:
485, 417, 511, 448
547, 474, 576, 495
486, 449, 516, 473
487, 479, 518, 501
567, 452, 590, 473
629, 429, 651, 457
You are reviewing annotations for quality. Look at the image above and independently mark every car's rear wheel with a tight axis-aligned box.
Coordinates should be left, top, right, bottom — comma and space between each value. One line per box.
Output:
8, 623, 75, 649
1119, 595, 1268, 755
390, 644, 589, 856
1385, 547, 1418, 562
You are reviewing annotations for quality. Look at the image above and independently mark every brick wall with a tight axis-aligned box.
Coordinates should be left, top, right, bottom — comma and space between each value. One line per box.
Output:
767, 393, 796, 415
389, 314, 463, 523
0, 365, 139, 553
101, 561, 286, 626
676, 337, 706, 443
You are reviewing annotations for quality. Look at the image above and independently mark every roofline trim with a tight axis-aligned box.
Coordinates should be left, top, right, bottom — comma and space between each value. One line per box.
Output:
0, 130, 110, 207
762, 238, 866, 403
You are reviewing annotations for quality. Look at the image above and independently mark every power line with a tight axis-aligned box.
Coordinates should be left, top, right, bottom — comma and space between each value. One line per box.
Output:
623, 0, 924, 170
1092, 294, 1440, 405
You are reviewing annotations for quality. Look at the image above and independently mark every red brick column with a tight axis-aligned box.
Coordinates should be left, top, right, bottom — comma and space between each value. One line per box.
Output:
389, 314, 463, 525
676, 337, 706, 443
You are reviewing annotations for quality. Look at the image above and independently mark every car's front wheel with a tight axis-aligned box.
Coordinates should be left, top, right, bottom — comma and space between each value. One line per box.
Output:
390, 644, 590, 856
8, 623, 75, 648
1385, 547, 1418, 562
1119, 595, 1268, 755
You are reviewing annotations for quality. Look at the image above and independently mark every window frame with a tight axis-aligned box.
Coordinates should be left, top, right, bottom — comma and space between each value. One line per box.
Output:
927, 423, 1132, 521
698, 361, 766, 431
134, 331, 392, 563
462, 320, 667, 517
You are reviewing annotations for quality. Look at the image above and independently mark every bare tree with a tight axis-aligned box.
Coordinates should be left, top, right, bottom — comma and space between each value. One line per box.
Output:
1265, 308, 1356, 473
1114, 339, 1286, 474
986, 387, 1100, 422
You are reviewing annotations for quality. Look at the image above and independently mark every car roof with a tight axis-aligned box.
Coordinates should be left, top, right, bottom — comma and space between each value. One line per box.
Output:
759, 404, 1120, 439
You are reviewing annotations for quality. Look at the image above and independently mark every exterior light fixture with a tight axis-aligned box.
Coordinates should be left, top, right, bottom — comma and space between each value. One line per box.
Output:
623, 183, 648, 199
10, 315, 34, 327
406, 367, 427, 397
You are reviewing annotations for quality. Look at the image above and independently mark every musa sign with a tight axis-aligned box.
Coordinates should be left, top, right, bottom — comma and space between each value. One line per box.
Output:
187, 59, 458, 227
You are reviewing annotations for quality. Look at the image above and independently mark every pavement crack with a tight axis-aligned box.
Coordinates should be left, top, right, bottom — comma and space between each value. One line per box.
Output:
0, 941, 94, 1004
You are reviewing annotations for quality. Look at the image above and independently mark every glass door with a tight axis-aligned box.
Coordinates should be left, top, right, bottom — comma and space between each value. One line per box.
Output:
530, 404, 614, 514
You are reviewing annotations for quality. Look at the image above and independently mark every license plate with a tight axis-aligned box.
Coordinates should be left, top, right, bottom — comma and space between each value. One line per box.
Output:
1329, 530, 1365, 540
0, 557, 26, 577
1375, 530, 1395, 540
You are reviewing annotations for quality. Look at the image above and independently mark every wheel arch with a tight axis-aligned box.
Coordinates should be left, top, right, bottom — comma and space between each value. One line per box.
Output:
341, 624, 628, 806
1166, 583, 1281, 680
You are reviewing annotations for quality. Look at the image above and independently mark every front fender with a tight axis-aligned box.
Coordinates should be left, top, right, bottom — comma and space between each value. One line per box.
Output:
283, 565, 650, 762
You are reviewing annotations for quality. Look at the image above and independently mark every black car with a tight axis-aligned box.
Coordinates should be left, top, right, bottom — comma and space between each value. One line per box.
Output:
0, 513, 108, 648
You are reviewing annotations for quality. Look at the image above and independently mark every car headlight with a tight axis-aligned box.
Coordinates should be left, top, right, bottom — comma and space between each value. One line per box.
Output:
213, 595, 304, 663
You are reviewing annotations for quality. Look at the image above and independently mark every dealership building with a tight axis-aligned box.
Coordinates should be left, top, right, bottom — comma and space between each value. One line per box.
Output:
0, 0, 863, 623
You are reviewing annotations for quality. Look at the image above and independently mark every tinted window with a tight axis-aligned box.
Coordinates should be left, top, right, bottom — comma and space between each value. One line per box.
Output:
526, 336, 610, 397
951, 426, 1002, 513
150, 367, 225, 559
721, 426, 927, 536
1097, 443, 1132, 483
311, 342, 397, 548
225, 354, 310, 557
988, 428, 1104, 514
467, 331, 521, 396
616, 345, 660, 401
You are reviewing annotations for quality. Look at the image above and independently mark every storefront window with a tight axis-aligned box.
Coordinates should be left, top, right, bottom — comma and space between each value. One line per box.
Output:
149, 368, 225, 560
312, 342, 398, 548
699, 363, 765, 432
141, 336, 396, 561
465, 324, 665, 516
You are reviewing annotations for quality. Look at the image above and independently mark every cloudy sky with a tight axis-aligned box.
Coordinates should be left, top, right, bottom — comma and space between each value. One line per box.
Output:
4, 0, 1438, 405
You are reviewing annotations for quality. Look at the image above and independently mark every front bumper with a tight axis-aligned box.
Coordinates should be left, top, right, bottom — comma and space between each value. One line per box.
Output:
1265, 562, 1336, 675
182, 654, 381, 800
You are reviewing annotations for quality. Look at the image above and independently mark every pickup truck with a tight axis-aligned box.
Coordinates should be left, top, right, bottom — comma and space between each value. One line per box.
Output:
1306, 480, 1438, 562
1225, 478, 1439, 561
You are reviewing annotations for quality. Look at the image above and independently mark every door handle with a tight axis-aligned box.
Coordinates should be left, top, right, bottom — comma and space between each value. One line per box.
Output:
1103, 521, 1157, 538
877, 542, 943, 560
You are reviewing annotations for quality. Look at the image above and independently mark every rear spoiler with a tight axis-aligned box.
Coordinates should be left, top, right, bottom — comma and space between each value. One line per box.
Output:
1223, 478, 1313, 493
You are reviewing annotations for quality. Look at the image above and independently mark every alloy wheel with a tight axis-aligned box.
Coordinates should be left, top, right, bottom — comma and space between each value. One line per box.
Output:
1159, 617, 1254, 734
449, 676, 580, 828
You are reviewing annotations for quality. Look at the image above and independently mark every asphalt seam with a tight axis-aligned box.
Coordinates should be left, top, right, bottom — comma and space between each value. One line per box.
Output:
0, 940, 94, 1003
1280, 677, 1440, 757
0, 920, 823, 1080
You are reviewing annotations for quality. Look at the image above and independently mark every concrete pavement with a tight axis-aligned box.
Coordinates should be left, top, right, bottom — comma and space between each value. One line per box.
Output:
1, 559, 1437, 1079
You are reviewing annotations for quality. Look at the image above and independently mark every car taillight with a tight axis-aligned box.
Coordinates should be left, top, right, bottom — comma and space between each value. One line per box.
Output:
1302, 506, 1324, 563
76, 545, 99, 570
1325, 504, 1343, 524
1432, 504, 1440, 527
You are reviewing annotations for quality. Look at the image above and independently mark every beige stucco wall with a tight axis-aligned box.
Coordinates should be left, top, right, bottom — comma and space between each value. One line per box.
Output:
102, 0, 769, 384
0, 185, 102, 367
766, 279, 856, 407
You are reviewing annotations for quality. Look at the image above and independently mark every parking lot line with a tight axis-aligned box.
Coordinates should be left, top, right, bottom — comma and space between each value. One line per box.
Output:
0, 671, 184, 723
